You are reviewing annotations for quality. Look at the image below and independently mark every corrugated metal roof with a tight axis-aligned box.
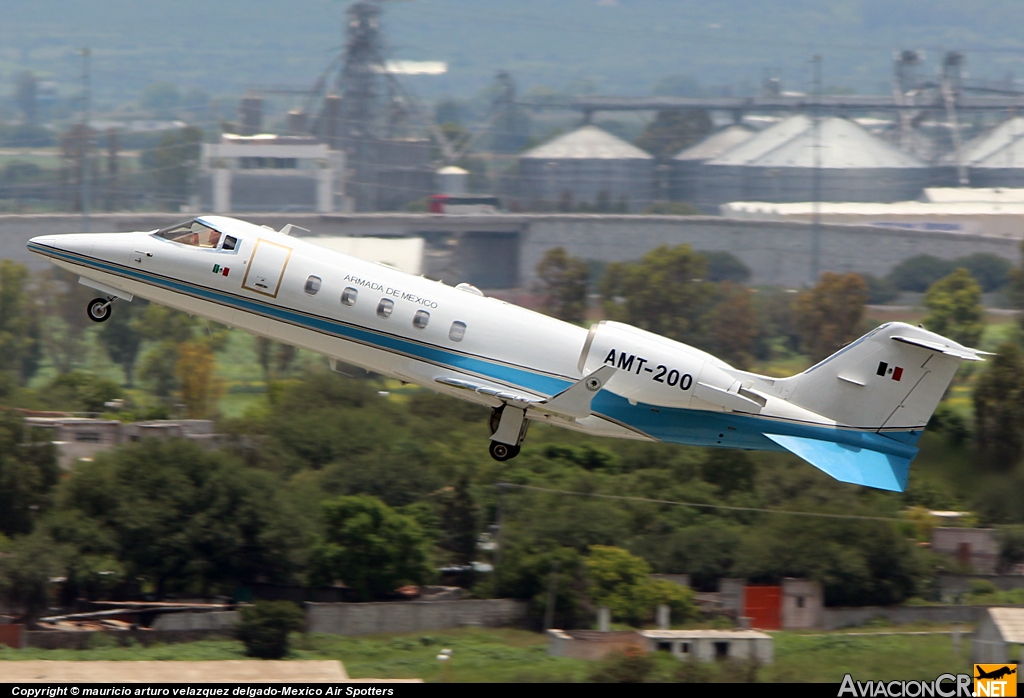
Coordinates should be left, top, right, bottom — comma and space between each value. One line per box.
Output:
988, 607, 1024, 643
520, 124, 652, 160
708, 116, 924, 169
673, 125, 754, 161
946, 117, 1024, 167
723, 200, 1024, 216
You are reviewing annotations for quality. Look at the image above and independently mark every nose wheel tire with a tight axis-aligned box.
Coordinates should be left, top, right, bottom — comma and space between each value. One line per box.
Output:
489, 441, 520, 462
87, 298, 112, 323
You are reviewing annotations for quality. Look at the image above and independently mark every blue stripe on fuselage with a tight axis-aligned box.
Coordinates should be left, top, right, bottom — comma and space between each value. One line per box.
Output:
28, 242, 920, 460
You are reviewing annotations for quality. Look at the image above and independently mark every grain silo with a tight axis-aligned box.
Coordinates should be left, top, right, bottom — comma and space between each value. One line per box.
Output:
517, 125, 653, 211
701, 115, 927, 206
942, 116, 1024, 188
670, 124, 754, 211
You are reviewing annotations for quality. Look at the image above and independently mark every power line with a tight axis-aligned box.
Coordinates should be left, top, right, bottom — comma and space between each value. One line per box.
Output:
495, 482, 910, 523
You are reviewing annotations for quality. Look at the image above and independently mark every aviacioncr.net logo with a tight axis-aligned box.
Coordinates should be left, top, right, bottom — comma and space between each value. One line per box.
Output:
839, 673, 973, 697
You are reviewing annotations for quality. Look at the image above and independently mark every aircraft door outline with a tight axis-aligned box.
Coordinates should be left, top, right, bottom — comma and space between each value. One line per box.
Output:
241, 238, 293, 298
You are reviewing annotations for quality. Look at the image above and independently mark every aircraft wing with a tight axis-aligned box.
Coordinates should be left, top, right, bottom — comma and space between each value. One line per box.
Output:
434, 376, 545, 407
435, 365, 617, 419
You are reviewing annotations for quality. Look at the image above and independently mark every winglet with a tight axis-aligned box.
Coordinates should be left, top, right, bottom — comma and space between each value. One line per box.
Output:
764, 433, 913, 492
541, 365, 617, 418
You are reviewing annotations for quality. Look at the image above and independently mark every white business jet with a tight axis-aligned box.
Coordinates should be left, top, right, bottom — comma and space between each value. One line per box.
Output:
28, 216, 985, 492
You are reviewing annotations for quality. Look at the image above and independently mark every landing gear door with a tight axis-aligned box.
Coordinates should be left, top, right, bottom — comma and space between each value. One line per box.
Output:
241, 239, 292, 298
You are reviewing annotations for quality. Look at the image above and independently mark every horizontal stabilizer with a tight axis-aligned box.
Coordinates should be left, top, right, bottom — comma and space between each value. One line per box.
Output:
764, 433, 912, 492
890, 335, 990, 362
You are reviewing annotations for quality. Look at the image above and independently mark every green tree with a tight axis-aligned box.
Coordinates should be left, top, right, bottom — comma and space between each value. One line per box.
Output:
0, 260, 41, 384
535, 247, 590, 323
0, 531, 68, 617
793, 272, 869, 363
141, 126, 203, 210
439, 476, 479, 566
99, 300, 146, 386
733, 515, 931, 606
634, 109, 712, 159
136, 305, 199, 397
922, 268, 983, 348
42, 372, 122, 413
600, 244, 715, 343
955, 253, 1012, 292
700, 450, 756, 495
311, 495, 432, 600
58, 439, 302, 597
0, 411, 59, 536
703, 251, 751, 284
585, 545, 695, 626
702, 283, 758, 369
235, 601, 304, 659
973, 342, 1024, 470
887, 255, 956, 292
36, 268, 95, 374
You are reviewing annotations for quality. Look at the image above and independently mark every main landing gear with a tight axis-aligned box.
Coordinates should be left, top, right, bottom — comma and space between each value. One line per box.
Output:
86, 297, 115, 323
488, 403, 529, 462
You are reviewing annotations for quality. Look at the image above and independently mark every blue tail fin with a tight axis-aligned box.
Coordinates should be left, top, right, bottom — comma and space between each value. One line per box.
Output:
764, 433, 912, 492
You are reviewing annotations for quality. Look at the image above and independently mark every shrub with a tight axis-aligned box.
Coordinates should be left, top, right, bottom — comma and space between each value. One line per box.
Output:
235, 601, 304, 659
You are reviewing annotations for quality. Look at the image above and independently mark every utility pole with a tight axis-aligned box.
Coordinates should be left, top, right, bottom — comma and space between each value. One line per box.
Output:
810, 54, 822, 284
80, 47, 92, 232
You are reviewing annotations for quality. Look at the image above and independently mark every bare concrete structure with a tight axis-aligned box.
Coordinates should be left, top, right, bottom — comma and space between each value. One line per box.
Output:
972, 607, 1024, 664
932, 528, 1000, 575
546, 629, 645, 661
24, 417, 219, 470
782, 578, 824, 630
200, 135, 345, 214
640, 629, 774, 664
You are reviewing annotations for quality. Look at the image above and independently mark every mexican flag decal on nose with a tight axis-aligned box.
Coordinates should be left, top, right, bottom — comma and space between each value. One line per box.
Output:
212, 264, 230, 277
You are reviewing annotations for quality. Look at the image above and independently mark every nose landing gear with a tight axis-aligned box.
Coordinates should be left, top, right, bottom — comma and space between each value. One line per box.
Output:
86, 297, 114, 323
488, 403, 529, 462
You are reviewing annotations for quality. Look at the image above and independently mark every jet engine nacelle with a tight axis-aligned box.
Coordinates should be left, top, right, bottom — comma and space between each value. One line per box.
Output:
578, 321, 758, 412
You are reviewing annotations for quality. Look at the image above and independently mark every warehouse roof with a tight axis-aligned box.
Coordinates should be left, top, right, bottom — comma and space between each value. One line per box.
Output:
521, 124, 652, 160
986, 607, 1024, 643
708, 115, 924, 169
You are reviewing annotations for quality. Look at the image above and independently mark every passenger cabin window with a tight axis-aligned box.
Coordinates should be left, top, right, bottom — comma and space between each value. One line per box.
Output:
413, 310, 430, 329
377, 298, 394, 319
155, 220, 224, 248
304, 275, 322, 295
449, 321, 467, 342
341, 287, 358, 306
222, 235, 237, 251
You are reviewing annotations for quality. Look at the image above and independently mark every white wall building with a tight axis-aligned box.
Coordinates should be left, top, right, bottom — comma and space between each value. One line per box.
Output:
200, 135, 345, 214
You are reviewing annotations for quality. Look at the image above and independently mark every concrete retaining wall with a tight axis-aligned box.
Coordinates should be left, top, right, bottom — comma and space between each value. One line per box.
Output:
306, 599, 527, 636
151, 610, 238, 631
821, 604, 1024, 630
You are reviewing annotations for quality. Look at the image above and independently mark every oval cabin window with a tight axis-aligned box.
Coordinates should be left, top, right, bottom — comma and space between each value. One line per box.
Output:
341, 287, 358, 306
377, 298, 394, 319
412, 310, 430, 329
304, 275, 322, 295
449, 321, 467, 342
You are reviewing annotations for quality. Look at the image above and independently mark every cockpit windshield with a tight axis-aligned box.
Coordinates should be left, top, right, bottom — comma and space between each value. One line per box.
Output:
155, 220, 223, 248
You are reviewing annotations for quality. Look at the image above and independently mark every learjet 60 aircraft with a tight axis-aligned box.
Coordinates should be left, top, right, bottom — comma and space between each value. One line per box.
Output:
28, 216, 985, 492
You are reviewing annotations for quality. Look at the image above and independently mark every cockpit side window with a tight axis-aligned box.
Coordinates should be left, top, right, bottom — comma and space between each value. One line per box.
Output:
222, 236, 237, 251
155, 220, 224, 249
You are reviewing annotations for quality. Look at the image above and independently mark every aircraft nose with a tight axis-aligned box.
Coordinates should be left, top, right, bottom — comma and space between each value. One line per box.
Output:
28, 235, 56, 248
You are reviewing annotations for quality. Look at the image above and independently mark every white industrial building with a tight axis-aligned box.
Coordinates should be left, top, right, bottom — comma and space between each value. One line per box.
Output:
701, 115, 928, 207
972, 607, 1024, 664
200, 134, 345, 213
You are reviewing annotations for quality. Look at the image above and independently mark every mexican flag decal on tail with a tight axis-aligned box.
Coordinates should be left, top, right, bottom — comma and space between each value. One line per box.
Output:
876, 361, 903, 381
212, 264, 230, 277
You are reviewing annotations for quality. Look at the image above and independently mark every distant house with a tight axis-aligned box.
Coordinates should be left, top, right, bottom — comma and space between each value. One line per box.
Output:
972, 607, 1024, 664
932, 528, 1000, 574
24, 417, 220, 469
639, 629, 774, 664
